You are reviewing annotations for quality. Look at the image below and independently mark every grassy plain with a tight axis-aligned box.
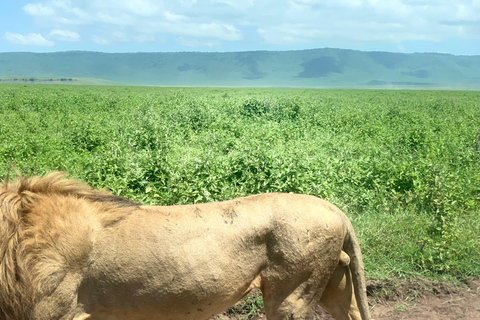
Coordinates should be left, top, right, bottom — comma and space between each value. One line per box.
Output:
1, 84, 479, 281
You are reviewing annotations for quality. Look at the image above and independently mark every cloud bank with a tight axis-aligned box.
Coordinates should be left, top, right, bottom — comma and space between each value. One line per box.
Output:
4, 32, 55, 46
3, 0, 480, 52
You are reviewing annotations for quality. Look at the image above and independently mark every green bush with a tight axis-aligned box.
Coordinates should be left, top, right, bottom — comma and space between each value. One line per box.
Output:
1, 84, 479, 278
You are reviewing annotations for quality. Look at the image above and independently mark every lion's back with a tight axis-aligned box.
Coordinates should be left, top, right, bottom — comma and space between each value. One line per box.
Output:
77, 193, 348, 319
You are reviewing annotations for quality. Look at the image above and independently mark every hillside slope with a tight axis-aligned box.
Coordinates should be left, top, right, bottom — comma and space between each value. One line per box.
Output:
1, 49, 479, 88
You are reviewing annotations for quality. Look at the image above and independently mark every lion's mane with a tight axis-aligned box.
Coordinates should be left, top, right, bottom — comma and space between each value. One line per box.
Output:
0, 172, 137, 320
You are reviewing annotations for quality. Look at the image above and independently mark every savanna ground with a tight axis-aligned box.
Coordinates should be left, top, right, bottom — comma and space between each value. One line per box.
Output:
212, 279, 480, 319
0, 84, 479, 318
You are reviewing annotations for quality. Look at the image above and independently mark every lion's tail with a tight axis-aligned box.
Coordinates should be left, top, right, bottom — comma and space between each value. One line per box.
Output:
341, 214, 371, 320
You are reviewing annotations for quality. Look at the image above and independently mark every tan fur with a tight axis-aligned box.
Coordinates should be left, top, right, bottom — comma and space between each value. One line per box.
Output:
0, 172, 370, 320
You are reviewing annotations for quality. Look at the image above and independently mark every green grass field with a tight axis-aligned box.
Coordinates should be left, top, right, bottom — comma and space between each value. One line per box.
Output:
1, 84, 479, 281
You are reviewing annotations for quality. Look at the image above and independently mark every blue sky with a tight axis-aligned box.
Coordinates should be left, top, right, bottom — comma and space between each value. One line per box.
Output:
1, 0, 479, 55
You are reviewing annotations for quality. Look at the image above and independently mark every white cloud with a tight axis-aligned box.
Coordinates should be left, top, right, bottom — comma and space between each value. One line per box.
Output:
3, 32, 55, 46
210, 0, 254, 10
92, 35, 110, 45
146, 21, 243, 42
48, 29, 81, 41
23, 3, 55, 16
91, 32, 156, 45
256, 0, 480, 45
177, 37, 221, 47
133, 34, 156, 42
13, 0, 480, 49
180, 0, 198, 6
337, 0, 363, 7
96, 12, 135, 26
164, 11, 188, 22
257, 24, 327, 44
111, 31, 155, 42
113, 0, 160, 17
188, 23, 242, 41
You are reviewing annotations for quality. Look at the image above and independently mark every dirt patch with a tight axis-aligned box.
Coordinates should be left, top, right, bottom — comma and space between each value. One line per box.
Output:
213, 279, 480, 320
364, 278, 480, 320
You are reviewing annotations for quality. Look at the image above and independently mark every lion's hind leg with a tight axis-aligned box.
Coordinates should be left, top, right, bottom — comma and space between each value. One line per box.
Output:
261, 273, 332, 320
319, 264, 362, 320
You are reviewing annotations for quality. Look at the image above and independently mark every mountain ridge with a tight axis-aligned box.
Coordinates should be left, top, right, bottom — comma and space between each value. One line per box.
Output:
1, 48, 479, 88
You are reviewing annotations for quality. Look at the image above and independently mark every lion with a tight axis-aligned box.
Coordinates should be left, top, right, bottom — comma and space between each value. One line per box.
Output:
0, 172, 371, 320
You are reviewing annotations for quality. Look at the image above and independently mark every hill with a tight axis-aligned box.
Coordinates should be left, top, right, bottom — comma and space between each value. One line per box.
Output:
1, 49, 479, 88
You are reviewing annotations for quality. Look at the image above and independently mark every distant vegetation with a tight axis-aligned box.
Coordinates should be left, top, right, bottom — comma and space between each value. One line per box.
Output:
1, 84, 479, 279
0, 77, 76, 83
1, 48, 479, 88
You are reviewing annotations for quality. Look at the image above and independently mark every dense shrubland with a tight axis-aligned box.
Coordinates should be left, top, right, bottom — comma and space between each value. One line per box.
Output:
0, 84, 479, 278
